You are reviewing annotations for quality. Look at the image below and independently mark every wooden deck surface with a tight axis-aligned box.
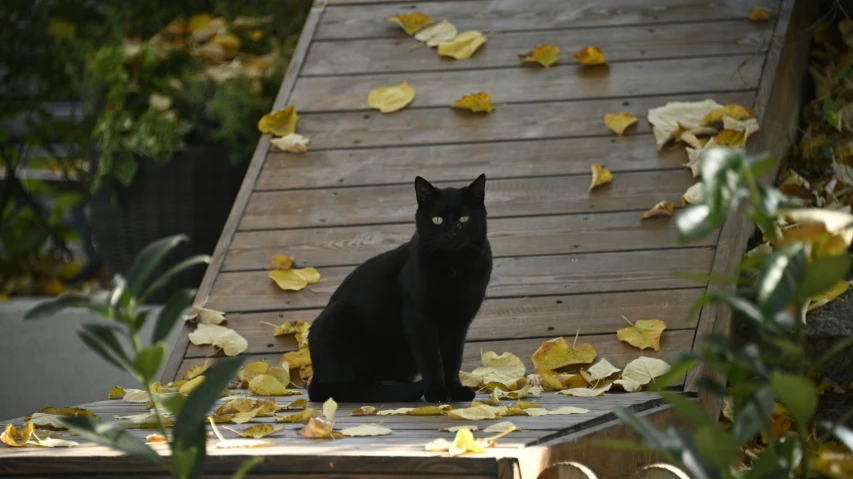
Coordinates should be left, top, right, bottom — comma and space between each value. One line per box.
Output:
1, 0, 814, 477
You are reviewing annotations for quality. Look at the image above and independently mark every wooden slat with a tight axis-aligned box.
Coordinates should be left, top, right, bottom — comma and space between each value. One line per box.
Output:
287, 91, 754, 150
206, 248, 714, 312
241, 170, 697, 230
290, 55, 762, 112
315, 0, 779, 40
304, 20, 772, 76
224, 210, 716, 271
186, 288, 703, 356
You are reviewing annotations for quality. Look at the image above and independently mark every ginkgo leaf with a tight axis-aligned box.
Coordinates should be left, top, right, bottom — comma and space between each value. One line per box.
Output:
188, 323, 248, 356
681, 182, 705, 205
604, 112, 638, 136
548, 406, 591, 415
647, 99, 724, 149
557, 381, 613, 397
270, 134, 310, 153
572, 46, 606, 65
531, 337, 597, 371
518, 44, 560, 67
621, 357, 672, 385
712, 129, 747, 147
808, 280, 850, 312
258, 105, 297, 136
414, 20, 457, 47
368, 81, 415, 113
248, 374, 300, 396
282, 347, 312, 369
194, 306, 226, 325
451, 92, 494, 113
299, 417, 343, 439
582, 359, 621, 382
703, 104, 756, 124
425, 437, 454, 452
448, 405, 507, 420
1, 423, 34, 447
353, 406, 379, 416
438, 31, 486, 60
387, 12, 434, 35
483, 421, 517, 433
613, 379, 643, 392
183, 358, 210, 380
748, 7, 772, 21
179, 376, 205, 395
588, 164, 613, 192
617, 319, 668, 351
341, 424, 393, 437
275, 409, 321, 424
440, 425, 478, 432
269, 267, 322, 292
640, 201, 675, 220
270, 254, 293, 270
223, 424, 284, 438
471, 351, 526, 389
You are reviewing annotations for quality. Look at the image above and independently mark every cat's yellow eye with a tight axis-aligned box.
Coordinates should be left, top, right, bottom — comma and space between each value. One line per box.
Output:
459, 216, 470, 223
432, 216, 443, 225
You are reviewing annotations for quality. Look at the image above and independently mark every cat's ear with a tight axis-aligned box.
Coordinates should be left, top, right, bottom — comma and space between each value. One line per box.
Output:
415, 176, 438, 204
466, 173, 486, 203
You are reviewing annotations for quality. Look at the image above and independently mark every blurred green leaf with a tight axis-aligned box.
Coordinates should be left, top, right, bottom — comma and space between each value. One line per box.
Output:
134, 342, 166, 384
152, 289, 196, 344
695, 423, 737, 469
757, 244, 806, 315
771, 372, 818, 426
25, 293, 93, 319
126, 235, 189, 298
78, 324, 137, 379
733, 386, 774, 445
142, 255, 209, 303
173, 356, 245, 444
61, 415, 163, 465
796, 254, 852, 303
676, 205, 719, 243
662, 392, 714, 427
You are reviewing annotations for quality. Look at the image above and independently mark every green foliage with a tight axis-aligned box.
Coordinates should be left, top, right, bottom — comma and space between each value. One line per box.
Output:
609, 147, 853, 478
25, 235, 250, 479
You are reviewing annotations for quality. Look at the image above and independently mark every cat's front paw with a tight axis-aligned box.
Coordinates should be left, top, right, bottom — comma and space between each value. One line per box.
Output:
449, 385, 476, 401
424, 387, 450, 403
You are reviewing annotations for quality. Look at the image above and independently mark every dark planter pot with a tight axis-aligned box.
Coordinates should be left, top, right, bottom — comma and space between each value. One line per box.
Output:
88, 145, 249, 303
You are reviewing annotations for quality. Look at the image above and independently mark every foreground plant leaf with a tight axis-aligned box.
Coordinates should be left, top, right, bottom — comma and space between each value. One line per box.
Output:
582, 359, 621, 382
258, 106, 298, 136
572, 46, 606, 65
604, 112, 638, 136
223, 424, 284, 438
748, 7, 772, 21
438, 31, 486, 59
270, 134, 310, 153
448, 405, 507, 420
26, 408, 98, 430
188, 323, 248, 356
681, 182, 705, 205
352, 406, 378, 416
341, 424, 393, 437
518, 44, 560, 67
269, 267, 322, 291
451, 92, 494, 113
387, 12, 434, 35
588, 164, 613, 192
531, 337, 597, 371
414, 20, 457, 47
617, 318, 668, 351
1, 423, 34, 447
640, 201, 675, 220
471, 351, 526, 389
621, 357, 672, 385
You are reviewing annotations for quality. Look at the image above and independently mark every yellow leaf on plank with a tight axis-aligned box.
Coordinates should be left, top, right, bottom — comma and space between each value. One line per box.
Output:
496, 385, 542, 399
517, 44, 560, 67
557, 381, 613, 397
621, 357, 672, 385
179, 376, 205, 395
448, 405, 507, 420
377, 407, 414, 416
582, 359, 621, 383
483, 421, 517, 433
681, 182, 705, 206
283, 398, 307, 410
514, 407, 547, 417
438, 31, 486, 60
1, 423, 34, 447
640, 201, 675, 220
451, 91, 494, 113
275, 409, 321, 424
471, 351, 526, 389
30, 435, 79, 448
282, 347, 312, 369
188, 323, 248, 356
270, 254, 293, 270
209, 418, 274, 449
352, 406, 378, 416
258, 105, 298, 136
588, 164, 613, 192
778, 208, 853, 256
322, 398, 338, 422
341, 424, 393, 437
450, 428, 488, 455
248, 374, 300, 397
190, 306, 226, 325
712, 129, 747, 147
231, 406, 266, 425
238, 361, 270, 387
604, 112, 638, 136
269, 267, 322, 292
223, 424, 284, 438
548, 406, 591, 415
409, 405, 452, 416
647, 99, 724, 150
26, 408, 97, 431
299, 417, 343, 439
459, 371, 484, 389
183, 358, 210, 381
617, 319, 668, 351
270, 134, 310, 153
722, 116, 760, 139
121, 389, 150, 403
703, 104, 756, 124
368, 81, 415, 113
387, 12, 435, 35
808, 280, 850, 312
572, 46, 606, 65
440, 425, 478, 432
748, 7, 772, 21
414, 20, 457, 47
215, 398, 256, 416
531, 337, 597, 371
613, 379, 643, 392
108, 386, 126, 399
812, 451, 853, 478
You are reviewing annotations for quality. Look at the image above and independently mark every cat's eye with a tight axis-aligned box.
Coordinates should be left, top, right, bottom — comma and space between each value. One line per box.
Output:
459, 216, 470, 223
432, 216, 443, 225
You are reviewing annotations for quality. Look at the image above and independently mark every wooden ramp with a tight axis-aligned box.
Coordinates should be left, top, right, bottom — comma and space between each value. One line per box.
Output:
0, 0, 814, 477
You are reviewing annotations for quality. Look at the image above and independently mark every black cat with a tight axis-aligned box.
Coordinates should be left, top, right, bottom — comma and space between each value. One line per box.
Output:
307, 174, 493, 403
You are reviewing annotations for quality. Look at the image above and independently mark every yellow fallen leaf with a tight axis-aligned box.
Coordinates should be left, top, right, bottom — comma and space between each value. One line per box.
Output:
271, 321, 310, 348
108, 386, 126, 399
238, 361, 270, 387
588, 164, 613, 192
722, 116, 760, 139
30, 435, 79, 448
748, 7, 772, 21
299, 417, 343, 439
438, 31, 486, 60
248, 374, 299, 396
450, 428, 488, 455
777, 208, 853, 256
517, 44, 560, 67
208, 418, 274, 449
712, 129, 747, 147
703, 104, 756, 124
617, 318, 668, 351
808, 280, 850, 312
647, 99, 724, 150
547, 406, 590, 415
812, 451, 853, 478
604, 112, 638, 136
640, 201, 675, 220
352, 406, 378, 416
187, 13, 212, 33
410, 405, 452, 416
299, 364, 314, 381
231, 406, 266, 425
189, 306, 226, 325
414, 20, 457, 47
223, 424, 284, 438
572, 46, 606, 65
425, 437, 454, 452
188, 323, 248, 356
368, 81, 416, 113
582, 359, 621, 382
282, 347, 312, 369
270, 134, 310, 153
26, 408, 97, 430
179, 375, 205, 395
482, 421, 517, 433
121, 389, 150, 403
448, 405, 507, 420
387, 12, 434, 35
280, 398, 305, 410
377, 407, 414, 416
531, 337, 597, 371
275, 409, 321, 424
451, 91, 494, 113
557, 381, 613, 397
681, 182, 705, 205
270, 254, 293, 270
258, 105, 298, 136
441, 425, 478, 432
613, 379, 643, 392
341, 424, 393, 437
459, 371, 484, 389
269, 267, 321, 292
215, 398, 256, 416
519, 408, 548, 417
761, 403, 792, 443
183, 358, 210, 381
1, 423, 34, 447
471, 351, 526, 389
621, 357, 672, 385
322, 398, 338, 422
495, 385, 542, 399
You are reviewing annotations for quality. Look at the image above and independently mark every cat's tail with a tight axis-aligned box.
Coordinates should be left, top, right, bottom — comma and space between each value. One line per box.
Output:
308, 380, 423, 403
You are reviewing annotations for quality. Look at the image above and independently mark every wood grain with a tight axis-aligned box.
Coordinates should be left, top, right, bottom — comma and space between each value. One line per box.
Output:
185, 287, 704, 357
315, 0, 779, 40
289, 55, 762, 112
304, 20, 772, 76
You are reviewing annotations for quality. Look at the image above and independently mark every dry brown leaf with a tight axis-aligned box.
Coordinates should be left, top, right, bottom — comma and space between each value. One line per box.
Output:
414, 20, 457, 47
270, 134, 310, 153
604, 112, 638, 136
341, 424, 393, 437
299, 417, 343, 439
1, 423, 34, 447
451, 92, 494, 113
352, 406, 379, 416
640, 201, 675, 220
531, 337, 597, 371
518, 44, 560, 67
182, 359, 210, 381
438, 31, 486, 60
223, 424, 284, 438
617, 318, 668, 351
572, 46, 606, 65
258, 106, 297, 137
387, 12, 434, 35
748, 7, 772, 21
703, 104, 756, 124
712, 129, 747, 147
188, 323, 247, 356
621, 357, 672, 385
588, 164, 613, 192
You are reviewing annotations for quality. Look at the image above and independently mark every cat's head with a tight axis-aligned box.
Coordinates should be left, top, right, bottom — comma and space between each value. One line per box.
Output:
413, 174, 487, 251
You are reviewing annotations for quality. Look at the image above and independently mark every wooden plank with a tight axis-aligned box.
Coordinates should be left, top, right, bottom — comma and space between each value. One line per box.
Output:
186, 288, 703, 356
160, 2, 329, 384
285, 91, 754, 150
315, 0, 780, 40
240, 170, 697, 230
225, 210, 716, 271
206, 248, 714, 312
289, 55, 763, 112
180, 329, 694, 378
304, 20, 772, 76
